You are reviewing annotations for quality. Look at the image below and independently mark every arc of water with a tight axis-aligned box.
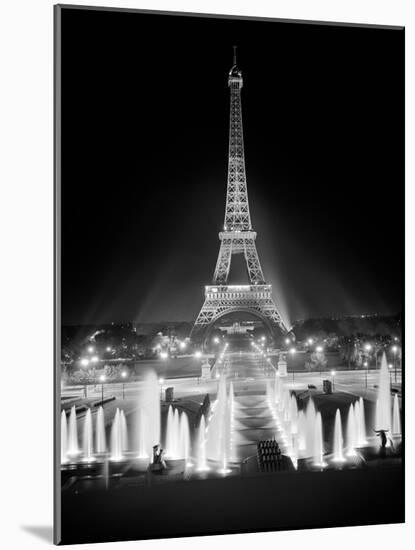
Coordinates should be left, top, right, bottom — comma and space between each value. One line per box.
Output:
375, 353, 392, 433
68, 405, 79, 458
346, 403, 357, 457
355, 397, 367, 446
196, 415, 209, 471
82, 408, 95, 462
172, 408, 180, 458
392, 394, 401, 436
61, 410, 68, 464
332, 409, 346, 463
206, 375, 227, 463
305, 398, 316, 458
290, 395, 298, 435
111, 408, 123, 461
297, 410, 306, 453
179, 411, 191, 464
165, 405, 174, 457
136, 371, 161, 459
229, 381, 238, 461
95, 406, 106, 454
120, 410, 128, 451
220, 390, 232, 474
313, 411, 326, 467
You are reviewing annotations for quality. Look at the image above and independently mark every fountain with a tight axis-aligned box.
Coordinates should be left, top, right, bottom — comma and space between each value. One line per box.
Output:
172, 408, 180, 458
196, 415, 209, 471
229, 381, 237, 461
179, 411, 191, 464
332, 409, 346, 462
313, 412, 326, 467
111, 408, 123, 461
68, 405, 79, 458
95, 406, 106, 454
375, 353, 392, 433
297, 410, 306, 452
165, 405, 174, 456
61, 410, 68, 464
346, 403, 357, 457
82, 408, 95, 462
354, 397, 367, 446
290, 395, 298, 435
392, 394, 401, 436
120, 410, 128, 451
305, 398, 317, 458
136, 370, 161, 460
218, 394, 232, 475
206, 375, 231, 473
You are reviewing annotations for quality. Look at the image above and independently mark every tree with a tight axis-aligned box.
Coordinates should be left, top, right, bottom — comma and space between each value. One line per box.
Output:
305, 349, 328, 371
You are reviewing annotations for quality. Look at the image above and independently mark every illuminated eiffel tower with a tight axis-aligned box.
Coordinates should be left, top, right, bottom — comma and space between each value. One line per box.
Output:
191, 47, 287, 346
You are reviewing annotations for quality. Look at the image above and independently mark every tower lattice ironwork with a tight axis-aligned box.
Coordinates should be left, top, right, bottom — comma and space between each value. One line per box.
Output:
191, 48, 287, 345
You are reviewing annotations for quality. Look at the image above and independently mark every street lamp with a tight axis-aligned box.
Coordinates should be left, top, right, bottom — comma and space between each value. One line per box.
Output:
363, 344, 372, 374
87, 345, 94, 353
80, 358, 89, 367
331, 370, 336, 391
99, 374, 106, 407
121, 370, 127, 400
159, 378, 164, 400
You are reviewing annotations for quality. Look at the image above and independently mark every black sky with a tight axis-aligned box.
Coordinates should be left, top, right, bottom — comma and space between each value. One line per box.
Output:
60, 8, 404, 327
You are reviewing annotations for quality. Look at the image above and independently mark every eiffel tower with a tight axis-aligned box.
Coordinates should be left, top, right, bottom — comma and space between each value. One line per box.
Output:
191, 47, 287, 346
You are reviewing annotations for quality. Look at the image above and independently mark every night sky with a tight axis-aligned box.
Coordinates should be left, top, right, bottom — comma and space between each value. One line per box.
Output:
60, 8, 404, 328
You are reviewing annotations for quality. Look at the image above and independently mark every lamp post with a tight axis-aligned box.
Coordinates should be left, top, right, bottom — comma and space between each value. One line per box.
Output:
121, 370, 127, 400
364, 344, 372, 374
389, 364, 393, 386
91, 354, 99, 390
331, 370, 336, 392
363, 361, 368, 389
80, 357, 89, 397
392, 345, 398, 383
99, 374, 106, 407
159, 378, 164, 401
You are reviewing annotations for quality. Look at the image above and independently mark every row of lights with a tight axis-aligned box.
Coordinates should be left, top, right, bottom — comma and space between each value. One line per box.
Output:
80, 344, 113, 367
251, 341, 273, 364
98, 370, 128, 384
364, 343, 399, 354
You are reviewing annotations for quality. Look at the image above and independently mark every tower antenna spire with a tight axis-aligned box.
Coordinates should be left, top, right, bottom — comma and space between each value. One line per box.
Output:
233, 45, 237, 65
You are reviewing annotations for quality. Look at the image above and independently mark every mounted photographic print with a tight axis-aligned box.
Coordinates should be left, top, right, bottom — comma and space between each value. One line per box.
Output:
54, 5, 405, 545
